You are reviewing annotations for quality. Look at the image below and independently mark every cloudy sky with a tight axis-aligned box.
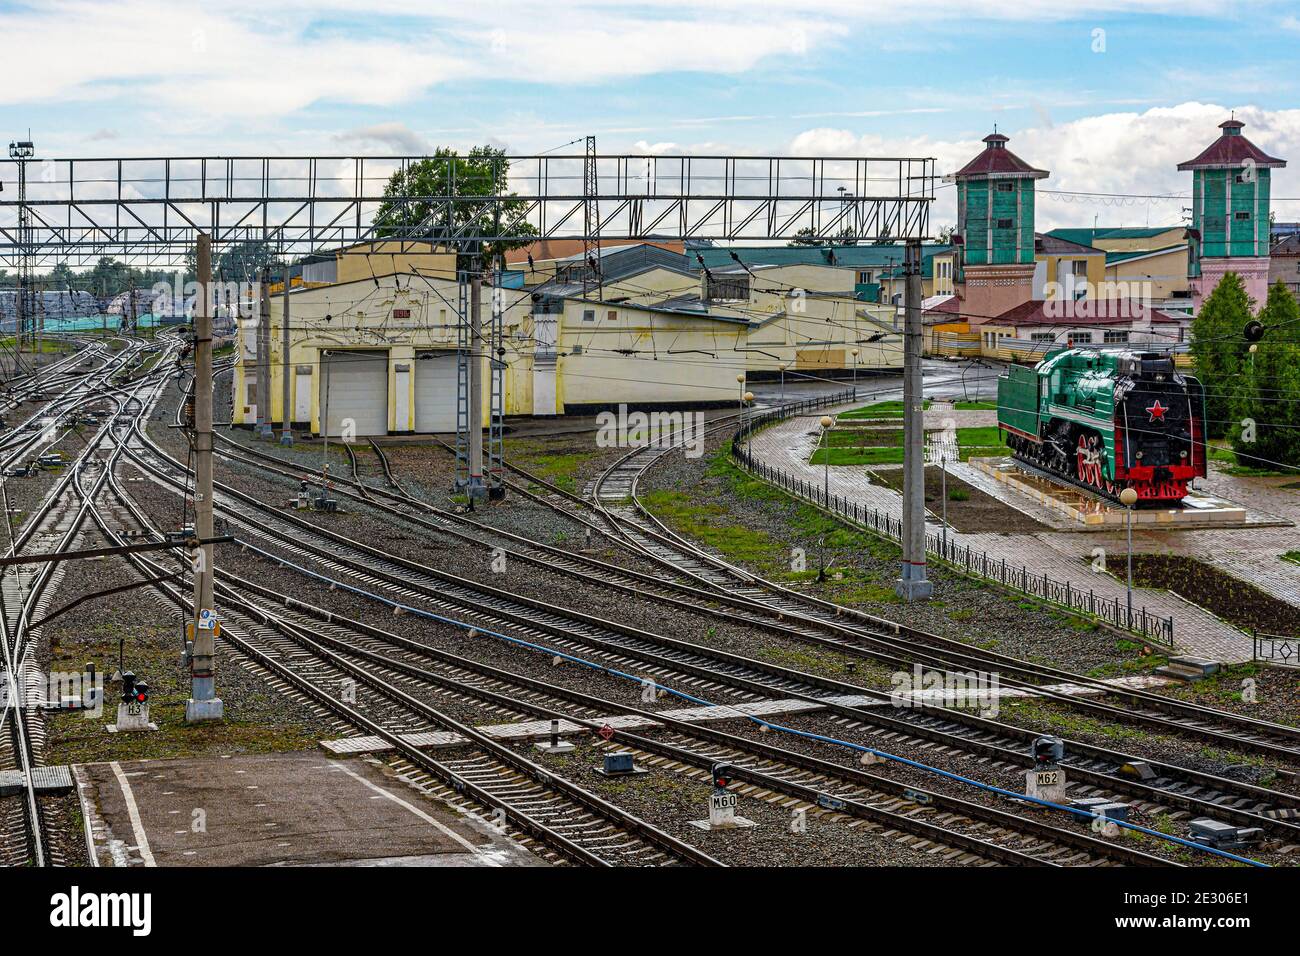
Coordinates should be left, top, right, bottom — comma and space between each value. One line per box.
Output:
2, 0, 1299, 229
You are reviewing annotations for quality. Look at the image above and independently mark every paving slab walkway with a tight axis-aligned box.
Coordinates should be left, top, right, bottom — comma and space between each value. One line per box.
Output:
749, 403, 1298, 664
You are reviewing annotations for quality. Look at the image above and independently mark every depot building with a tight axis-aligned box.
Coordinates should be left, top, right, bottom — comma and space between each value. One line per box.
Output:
232, 241, 903, 438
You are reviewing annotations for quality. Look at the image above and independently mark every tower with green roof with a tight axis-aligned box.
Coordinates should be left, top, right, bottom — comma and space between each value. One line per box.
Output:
953, 133, 1049, 323
1178, 119, 1285, 311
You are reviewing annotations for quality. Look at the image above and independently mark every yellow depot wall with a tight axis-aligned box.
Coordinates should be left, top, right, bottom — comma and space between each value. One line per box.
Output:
1035, 252, 1106, 299
334, 241, 457, 285
551, 299, 747, 409
233, 272, 530, 434
1087, 228, 1185, 253
1102, 247, 1190, 301
715, 282, 901, 374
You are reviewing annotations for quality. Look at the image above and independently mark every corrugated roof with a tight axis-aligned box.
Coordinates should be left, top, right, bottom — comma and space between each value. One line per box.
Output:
1046, 227, 1184, 245
1271, 234, 1300, 256
1177, 120, 1286, 171
1035, 232, 1104, 256
693, 244, 952, 271
1104, 244, 1187, 265
985, 298, 1188, 327
953, 133, 1048, 180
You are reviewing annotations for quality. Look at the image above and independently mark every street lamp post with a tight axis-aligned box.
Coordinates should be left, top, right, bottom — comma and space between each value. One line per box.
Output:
1119, 486, 1139, 629
744, 391, 754, 459
851, 347, 859, 397
780, 363, 788, 405
818, 414, 834, 583
940, 455, 948, 557
819, 415, 833, 505
736, 373, 748, 456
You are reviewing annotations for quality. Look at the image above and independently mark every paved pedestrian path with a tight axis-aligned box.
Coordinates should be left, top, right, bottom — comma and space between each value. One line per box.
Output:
748, 404, 1297, 664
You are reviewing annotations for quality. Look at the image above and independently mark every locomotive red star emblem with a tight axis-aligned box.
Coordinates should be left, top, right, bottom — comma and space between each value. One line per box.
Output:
1145, 400, 1168, 422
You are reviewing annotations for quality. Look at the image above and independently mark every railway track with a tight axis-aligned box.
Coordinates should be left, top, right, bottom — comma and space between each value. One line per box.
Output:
78, 400, 722, 868
462, 411, 1300, 763
202, 425, 1300, 843
100, 422, 1178, 866
0, 336, 165, 867
122, 423, 1286, 863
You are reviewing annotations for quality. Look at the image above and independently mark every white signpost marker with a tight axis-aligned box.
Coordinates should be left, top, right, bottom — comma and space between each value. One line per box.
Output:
1025, 766, 1068, 803
692, 787, 758, 831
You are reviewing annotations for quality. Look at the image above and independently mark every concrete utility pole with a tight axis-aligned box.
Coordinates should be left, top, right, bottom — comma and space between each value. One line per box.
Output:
895, 238, 932, 602
467, 258, 486, 499
186, 233, 223, 722
253, 269, 268, 438
280, 269, 293, 446
258, 270, 274, 439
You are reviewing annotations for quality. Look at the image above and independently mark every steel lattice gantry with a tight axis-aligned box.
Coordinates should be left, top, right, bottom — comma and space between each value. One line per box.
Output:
0, 153, 936, 268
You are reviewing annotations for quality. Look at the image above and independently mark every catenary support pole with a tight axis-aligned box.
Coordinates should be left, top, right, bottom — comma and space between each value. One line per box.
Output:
896, 237, 932, 601
467, 256, 486, 499
258, 269, 274, 439
186, 233, 224, 722
280, 267, 293, 446
253, 268, 268, 438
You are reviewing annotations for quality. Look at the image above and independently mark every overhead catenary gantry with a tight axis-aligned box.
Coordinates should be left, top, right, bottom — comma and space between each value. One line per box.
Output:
0, 144, 938, 597
0, 152, 937, 268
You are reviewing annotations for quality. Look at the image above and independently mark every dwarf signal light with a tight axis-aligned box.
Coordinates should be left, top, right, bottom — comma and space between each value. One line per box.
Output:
133, 681, 149, 705
711, 762, 734, 789
120, 670, 136, 704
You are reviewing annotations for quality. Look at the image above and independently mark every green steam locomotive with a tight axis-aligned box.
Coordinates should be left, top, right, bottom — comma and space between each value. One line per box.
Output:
997, 348, 1208, 504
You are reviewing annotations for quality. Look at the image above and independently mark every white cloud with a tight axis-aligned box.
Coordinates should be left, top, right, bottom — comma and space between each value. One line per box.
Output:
334, 123, 432, 155
786, 102, 1300, 231
0, 0, 1282, 123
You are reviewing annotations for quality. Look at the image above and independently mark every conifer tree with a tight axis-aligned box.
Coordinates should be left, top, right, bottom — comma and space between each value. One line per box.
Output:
1189, 272, 1251, 439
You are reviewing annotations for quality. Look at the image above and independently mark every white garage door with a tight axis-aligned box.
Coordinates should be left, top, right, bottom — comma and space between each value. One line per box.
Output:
414, 350, 458, 433
320, 351, 388, 437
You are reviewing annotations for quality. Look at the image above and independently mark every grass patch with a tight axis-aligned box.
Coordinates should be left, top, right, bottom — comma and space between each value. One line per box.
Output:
810, 445, 904, 465
954, 426, 1004, 446
1208, 441, 1291, 477
953, 400, 996, 411
638, 488, 785, 572
839, 399, 930, 420
507, 447, 601, 493
825, 427, 904, 447
1283, 551, 1300, 566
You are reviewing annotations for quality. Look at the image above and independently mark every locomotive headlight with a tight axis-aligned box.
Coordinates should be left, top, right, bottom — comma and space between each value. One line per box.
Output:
1136, 451, 1144, 459
1180, 451, 1187, 458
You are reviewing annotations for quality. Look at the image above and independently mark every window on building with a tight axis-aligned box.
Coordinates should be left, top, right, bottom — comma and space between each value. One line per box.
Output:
1235, 211, 1251, 221
1103, 329, 1129, 344
997, 182, 1015, 192
607, 310, 617, 321
1030, 332, 1055, 343
995, 218, 1014, 229
1070, 331, 1093, 344
706, 274, 750, 302
857, 270, 873, 283
582, 309, 595, 322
